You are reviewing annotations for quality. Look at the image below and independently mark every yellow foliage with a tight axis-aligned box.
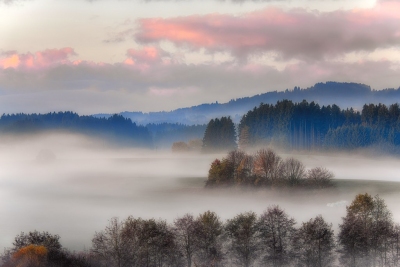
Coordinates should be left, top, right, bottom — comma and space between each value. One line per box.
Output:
348, 193, 374, 216
12, 245, 47, 267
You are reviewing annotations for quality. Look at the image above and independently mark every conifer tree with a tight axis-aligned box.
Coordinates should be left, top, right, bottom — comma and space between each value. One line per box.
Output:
202, 117, 236, 152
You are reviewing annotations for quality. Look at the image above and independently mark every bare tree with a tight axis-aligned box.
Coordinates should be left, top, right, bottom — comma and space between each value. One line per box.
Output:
137, 219, 183, 267
91, 217, 128, 267
121, 216, 144, 267
193, 211, 224, 267
258, 206, 297, 267
174, 214, 199, 267
281, 158, 305, 186
253, 149, 282, 186
294, 215, 336, 267
370, 195, 394, 267
306, 167, 334, 188
225, 212, 259, 267
387, 224, 400, 267
338, 194, 395, 267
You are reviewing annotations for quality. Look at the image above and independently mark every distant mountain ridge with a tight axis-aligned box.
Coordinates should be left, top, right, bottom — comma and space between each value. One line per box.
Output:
94, 82, 400, 125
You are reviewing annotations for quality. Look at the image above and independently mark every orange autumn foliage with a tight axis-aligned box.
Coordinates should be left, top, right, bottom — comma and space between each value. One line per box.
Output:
12, 245, 48, 267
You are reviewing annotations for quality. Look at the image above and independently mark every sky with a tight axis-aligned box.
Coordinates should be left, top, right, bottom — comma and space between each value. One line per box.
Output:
1, 0, 400, 114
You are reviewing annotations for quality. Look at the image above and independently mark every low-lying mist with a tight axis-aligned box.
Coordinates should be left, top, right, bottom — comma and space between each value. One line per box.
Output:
1, 131, 400, 253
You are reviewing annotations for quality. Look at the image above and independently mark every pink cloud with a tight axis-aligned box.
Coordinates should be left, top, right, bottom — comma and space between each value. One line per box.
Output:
123, 46, 172, 71
126, 46, 167, 63
0, 47, 170, 73
0, 48, 77, 70
135, 1, 400, 61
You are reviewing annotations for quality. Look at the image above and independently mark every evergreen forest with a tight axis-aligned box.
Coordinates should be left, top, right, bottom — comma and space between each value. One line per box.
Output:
0, 112, 153, 147
2, 99, 400, 153
238, 100, 400, 151
202, 117, 236, 152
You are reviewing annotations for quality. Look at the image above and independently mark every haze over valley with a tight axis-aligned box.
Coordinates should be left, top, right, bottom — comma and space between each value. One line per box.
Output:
2, 132, 400, 255
2, 0, 400, 265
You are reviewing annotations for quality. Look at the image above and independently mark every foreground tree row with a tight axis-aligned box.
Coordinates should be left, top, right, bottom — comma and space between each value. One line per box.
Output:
206, 149, 334, 189
2, 194, 400, 267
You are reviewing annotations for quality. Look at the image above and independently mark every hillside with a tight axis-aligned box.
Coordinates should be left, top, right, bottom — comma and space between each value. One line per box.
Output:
95, 82, 400, 125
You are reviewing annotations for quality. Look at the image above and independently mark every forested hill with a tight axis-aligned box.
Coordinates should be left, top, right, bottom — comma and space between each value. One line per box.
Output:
95, 82, 400, 125
238, 100, 400, 152
0, 112, 153, 147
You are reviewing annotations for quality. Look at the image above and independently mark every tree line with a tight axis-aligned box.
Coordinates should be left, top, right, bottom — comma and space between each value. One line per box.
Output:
238, 100, 400, 151
3, 100, 400, 152
2, 193, 400, 267
0, 112, 153, 148
0, 113, 209, 149
206, 149, 334, 189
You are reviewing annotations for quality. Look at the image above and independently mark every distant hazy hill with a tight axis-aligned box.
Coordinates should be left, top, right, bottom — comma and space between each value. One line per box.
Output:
95, 82, 400, 125
0, 112, 153, 148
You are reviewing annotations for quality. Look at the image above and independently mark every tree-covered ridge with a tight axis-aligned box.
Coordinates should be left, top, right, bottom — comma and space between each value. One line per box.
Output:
99, 82, 400, 126
206, 149, 334, 189
239, 100, 400, 150
0, 112, 153, 147
2, 193, 399, 267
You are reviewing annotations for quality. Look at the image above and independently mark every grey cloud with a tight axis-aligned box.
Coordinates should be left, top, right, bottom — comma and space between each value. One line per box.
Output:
0, 59, 399, 114
134, 5, 400, 62
0, 0, 31, 4
103, 29, 135, 43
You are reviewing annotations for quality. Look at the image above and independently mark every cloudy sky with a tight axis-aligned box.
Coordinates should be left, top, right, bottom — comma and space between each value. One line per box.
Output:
1, 0, 399, 114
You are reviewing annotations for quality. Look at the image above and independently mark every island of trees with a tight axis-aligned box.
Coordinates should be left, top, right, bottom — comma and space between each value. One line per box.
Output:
2, 193, 399, 267
206, 149, 333, 189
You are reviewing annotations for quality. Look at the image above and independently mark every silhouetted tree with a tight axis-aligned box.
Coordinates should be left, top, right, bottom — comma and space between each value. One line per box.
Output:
225, 212, 259, 267
294, 215, 336, 267
174, 214, 199, 267
258, 206, 296, 267
338, 194, 394, 267
281, 158, 306, 186
193, 211, 224, 267
91, 217, 127, 267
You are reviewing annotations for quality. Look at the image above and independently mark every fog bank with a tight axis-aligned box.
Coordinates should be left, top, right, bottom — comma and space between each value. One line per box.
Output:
1, 132, 400, 252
